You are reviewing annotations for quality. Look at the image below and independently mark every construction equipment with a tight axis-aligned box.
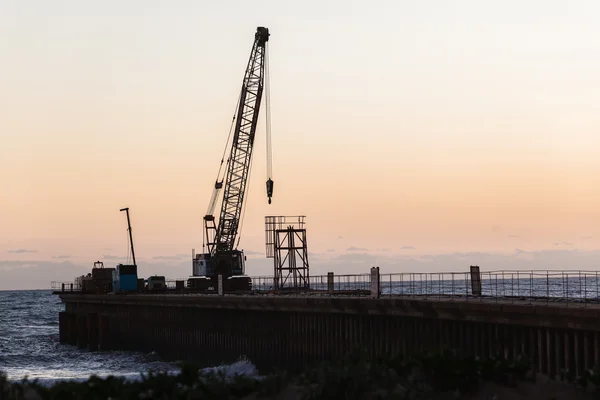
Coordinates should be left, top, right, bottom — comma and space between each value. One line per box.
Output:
188, 27, 273, 292
146, 275, 167, 292
88, 261, 115, 293
113, 207, 139, 293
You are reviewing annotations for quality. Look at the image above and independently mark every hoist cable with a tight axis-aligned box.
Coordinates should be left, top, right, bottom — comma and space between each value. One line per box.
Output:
265, 44, 273, 180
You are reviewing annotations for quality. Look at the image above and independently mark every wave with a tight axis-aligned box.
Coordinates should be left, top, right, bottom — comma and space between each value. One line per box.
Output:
8, 356, 260, 386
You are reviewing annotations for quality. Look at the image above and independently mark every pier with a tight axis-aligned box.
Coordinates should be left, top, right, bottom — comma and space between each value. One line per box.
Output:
56, 268, 600, 377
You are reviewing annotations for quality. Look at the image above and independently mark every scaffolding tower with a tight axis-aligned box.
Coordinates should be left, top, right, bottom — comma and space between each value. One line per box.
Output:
265, 216, 310, 290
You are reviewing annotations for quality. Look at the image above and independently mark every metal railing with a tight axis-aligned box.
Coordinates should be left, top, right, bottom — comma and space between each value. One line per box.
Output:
248, 270, 600, 306
379, 270, 600, 304
52, 270, 600, 306
50, 281, 81, 292
249, 274, 372, 294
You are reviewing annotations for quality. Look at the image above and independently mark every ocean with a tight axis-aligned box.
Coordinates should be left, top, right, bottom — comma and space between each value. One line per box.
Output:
0, 290, 257, 384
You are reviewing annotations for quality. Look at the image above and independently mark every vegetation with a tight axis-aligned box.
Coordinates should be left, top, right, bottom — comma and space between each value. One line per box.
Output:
1, 350, 597, 399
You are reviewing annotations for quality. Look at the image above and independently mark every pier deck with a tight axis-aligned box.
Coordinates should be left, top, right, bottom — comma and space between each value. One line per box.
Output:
55, 268, 600, 376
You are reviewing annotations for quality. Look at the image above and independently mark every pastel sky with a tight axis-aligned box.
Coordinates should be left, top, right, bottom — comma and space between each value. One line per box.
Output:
1, 0, 599, 289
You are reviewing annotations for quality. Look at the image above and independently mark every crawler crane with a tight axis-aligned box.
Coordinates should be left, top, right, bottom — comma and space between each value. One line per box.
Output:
188, 27, 273, 292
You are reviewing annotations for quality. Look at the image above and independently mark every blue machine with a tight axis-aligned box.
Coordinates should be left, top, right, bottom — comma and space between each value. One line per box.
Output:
112, 264, 138, 293
113, 207, 139, 293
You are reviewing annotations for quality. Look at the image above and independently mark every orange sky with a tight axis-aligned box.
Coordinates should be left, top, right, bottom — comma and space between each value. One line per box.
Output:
1, 1, 600, 289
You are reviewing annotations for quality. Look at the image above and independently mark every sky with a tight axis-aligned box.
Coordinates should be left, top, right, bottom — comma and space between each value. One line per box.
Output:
1, 0, 599, 290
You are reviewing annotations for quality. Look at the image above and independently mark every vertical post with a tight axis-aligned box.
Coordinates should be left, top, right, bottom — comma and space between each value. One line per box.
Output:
470, 266, 482, 296
98, 315, 110, 351
327, 272, 334, 294
87, 313, 99, 352
370, 267, 380, 298
218, 274, 224, 296
61, 283, 65, 292
77, 315, 88, 349
67, 314, 78, 345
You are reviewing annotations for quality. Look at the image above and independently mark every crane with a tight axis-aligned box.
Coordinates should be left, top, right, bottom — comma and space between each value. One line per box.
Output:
119, 207, 136, 267
113, 207, 139, 293
188, 27, 273, 292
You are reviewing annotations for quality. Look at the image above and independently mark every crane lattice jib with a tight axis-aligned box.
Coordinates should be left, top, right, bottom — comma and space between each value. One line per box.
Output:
214, 27, 269, 255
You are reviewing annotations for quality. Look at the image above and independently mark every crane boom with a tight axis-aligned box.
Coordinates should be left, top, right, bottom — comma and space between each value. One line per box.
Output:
120, 207, 136, 266
214, 27, 270, 254
190, 27, 272, 292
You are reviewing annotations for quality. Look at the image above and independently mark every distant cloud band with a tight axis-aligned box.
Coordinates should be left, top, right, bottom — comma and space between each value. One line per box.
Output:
8, 249, 37, 254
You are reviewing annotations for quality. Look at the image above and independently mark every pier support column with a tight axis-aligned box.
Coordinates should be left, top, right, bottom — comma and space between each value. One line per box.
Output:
58, 312, 68, 344
98, 315, 111, 351
327, 272, 334, 294
87, 313, 99, 351
67, 313, 78, 345
370, 267, 380, 298
77, 315, 88, 349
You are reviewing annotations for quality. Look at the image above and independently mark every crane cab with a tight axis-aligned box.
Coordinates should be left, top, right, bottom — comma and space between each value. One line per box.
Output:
228, 250, 246, 276
192, 250, 246, 277
146, 275, 166, 292
192, 253, 214, 276
189, 250, 249, 291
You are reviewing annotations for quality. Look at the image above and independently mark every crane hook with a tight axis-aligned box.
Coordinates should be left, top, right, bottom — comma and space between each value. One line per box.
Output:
266, 178, 273, 204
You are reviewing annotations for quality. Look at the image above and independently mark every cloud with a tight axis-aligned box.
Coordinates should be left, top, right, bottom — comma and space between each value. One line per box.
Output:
331, 253, 377, 264
377, 248, 391, 252
103, 248, 112, 251
581, 236, 593, 240
346, 246, 368, 252
0, 260, 90, 290
337, 236, 343, 239
400, 246, 415, 250
508, 234, 520, 238
102, 254, 122, 260
52, 255, 72, 259
8, 249, 37, 254
511, 248, 535, 261
4, 248, 600, 290
326, 249, 335, 252
552, 241, 573, 247
152, 255, 186, 261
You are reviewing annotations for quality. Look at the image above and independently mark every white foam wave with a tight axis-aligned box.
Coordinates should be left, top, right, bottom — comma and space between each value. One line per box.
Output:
200, 357, 259, 379
9, 357, 260, 387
